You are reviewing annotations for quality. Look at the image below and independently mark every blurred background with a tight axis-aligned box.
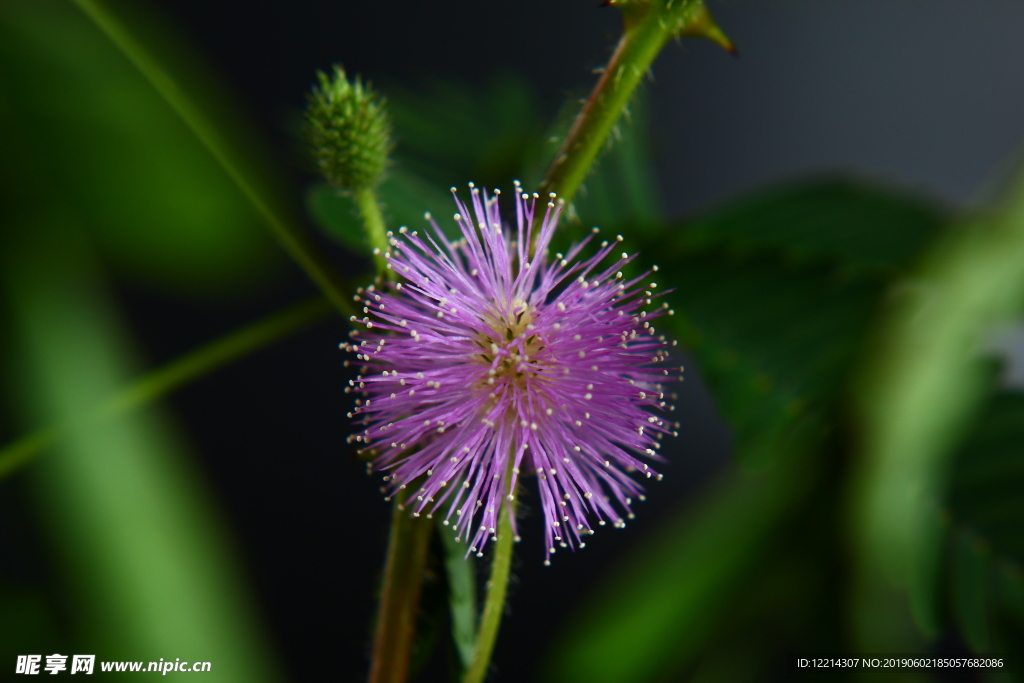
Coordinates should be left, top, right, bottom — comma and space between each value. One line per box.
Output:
2, 0, 1023, 681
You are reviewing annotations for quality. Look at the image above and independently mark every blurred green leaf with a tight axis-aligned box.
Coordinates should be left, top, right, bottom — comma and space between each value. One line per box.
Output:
0, 0, 279, 296
408, 534, 448, 680
0, 585, 65, 664
4, 221, 279, 680
438, 523, 476, 673
307, 166, 458, 255
378, 167, 462, 236
685, 543, 837, 682
951, 530, 993, 653
947, 392, 1024, 567
850, 151, 1024, 651
907, 498, 947, 639
651, 178, 947, 466
307, 185, 368, 256
669, 177, 948, 276
550, 178, 950, 682
571, 91, 662, 233
666, 252, 881, 466
942, 391, 1024, 656
548, 442, 818, 683
387, 73, 546, 190
994, 563, 1024, 659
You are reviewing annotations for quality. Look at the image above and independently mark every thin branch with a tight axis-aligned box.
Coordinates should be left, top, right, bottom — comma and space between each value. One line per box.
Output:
70, 0, 353, 314
0, 297, 333, 480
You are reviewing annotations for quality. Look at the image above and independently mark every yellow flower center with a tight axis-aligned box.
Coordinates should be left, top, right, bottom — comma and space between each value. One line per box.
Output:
476, 301, 547, 387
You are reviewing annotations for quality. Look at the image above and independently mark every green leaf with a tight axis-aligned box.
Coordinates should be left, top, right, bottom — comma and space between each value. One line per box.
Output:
951, 530, 993, 653
387, 73, 546, 190
994, 563, 1024, 658
306, 184, 368, 256
571, 90, 662, 233
4, 221, 279, 677
407, 533, 448, 681
549, 178, 950, 682
668, 253, 882, 465
669, 177, 948, 276
0, 585, 65, 660
307, 166, 458, 255
378, 167, 462, 237
850, 154, 1024, 642
0, 0, 278, 296
548, 443, 818, 683
907, 499, 947, 639
943, 391, 1024, 655
948, 392, 1024, 567
438, 522, 477, 673
643, 178, 947, 466
997, 562, 1024, 623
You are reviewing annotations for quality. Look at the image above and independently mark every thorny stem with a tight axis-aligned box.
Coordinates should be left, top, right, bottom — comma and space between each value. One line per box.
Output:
0, 297, 333, 481
539, 0, 733, 210
369, 490, 435, 683
71, 0, 353, 314
462, 485, 517, 683
355, 185, 394, 279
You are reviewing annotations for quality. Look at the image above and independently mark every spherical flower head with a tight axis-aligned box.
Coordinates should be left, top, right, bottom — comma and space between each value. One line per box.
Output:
345, 183, 680, 564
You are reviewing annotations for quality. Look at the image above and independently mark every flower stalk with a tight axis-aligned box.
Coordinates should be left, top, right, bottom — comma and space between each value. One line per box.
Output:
540, 0, 733, 208
463, 496, 517, 683
355, 186, 393, 277
369, 490, 435, 683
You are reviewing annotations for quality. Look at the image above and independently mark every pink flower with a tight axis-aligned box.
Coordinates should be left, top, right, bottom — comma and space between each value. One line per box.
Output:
345, 183, 679, 563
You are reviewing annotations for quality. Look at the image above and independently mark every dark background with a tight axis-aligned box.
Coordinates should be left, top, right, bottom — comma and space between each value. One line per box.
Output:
7, 1, 1024, 680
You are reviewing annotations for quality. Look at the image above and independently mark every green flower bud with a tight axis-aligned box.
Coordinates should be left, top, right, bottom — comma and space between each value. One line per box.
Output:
304, 65, 393, 192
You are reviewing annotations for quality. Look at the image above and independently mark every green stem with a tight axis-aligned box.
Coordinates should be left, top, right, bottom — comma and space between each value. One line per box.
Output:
539, 0, 733, 208
0, 297, 333, 480
70, 0, 352, 314
463, 499, 516, 683
355, 185, 392, 278
369, 492, 435, 683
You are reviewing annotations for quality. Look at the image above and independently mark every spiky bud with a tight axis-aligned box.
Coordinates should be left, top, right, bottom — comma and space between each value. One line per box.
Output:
304, 65, 392, 192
